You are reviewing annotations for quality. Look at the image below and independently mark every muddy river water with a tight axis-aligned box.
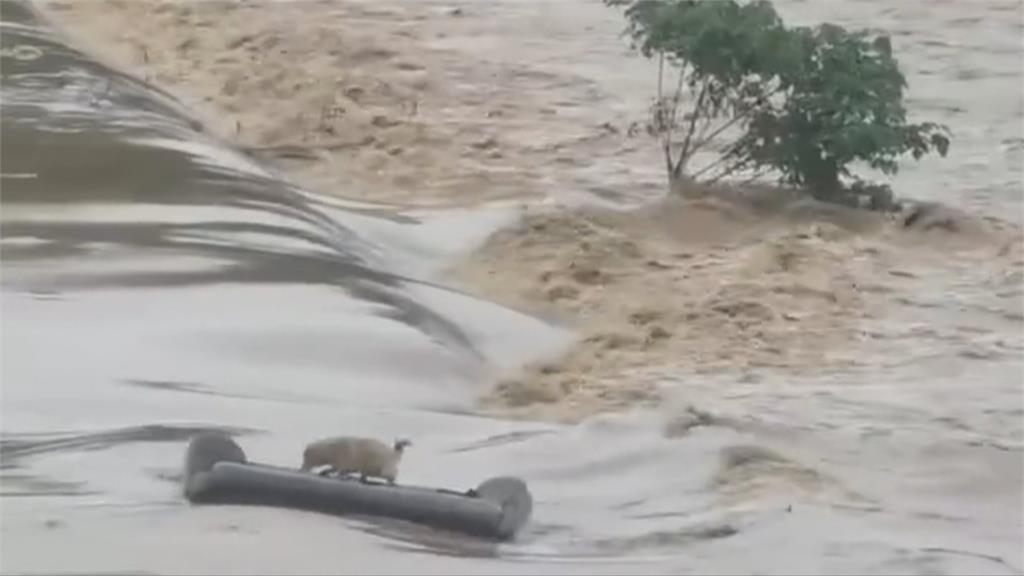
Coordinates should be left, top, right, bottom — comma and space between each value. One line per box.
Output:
1, 1, 1022, 574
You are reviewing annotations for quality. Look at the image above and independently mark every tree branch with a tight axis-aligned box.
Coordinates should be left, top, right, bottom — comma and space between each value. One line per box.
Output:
660, 58, 688, 178
705, 156, 756, 185
667, 61, 687, 128
694, 105, 717, 147
690, 113, 744, 154
656, 52, 673, 175
733, 166, 772, 187
689, 83, 787, 154
690, 137, 746, 180
657, 50, 664, 101
662, 125, 673, 175
673, 77, 710, 177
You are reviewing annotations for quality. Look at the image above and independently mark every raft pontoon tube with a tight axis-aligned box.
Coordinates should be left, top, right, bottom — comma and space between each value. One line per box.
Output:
182, 432, 532, 541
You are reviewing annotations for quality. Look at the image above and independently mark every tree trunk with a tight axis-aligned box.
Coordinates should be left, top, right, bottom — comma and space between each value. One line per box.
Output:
804, 157, 843, 204
669, 171, 704, 198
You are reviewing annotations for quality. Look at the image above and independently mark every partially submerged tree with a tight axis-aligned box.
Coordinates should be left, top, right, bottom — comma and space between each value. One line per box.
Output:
606, 0, 951, 210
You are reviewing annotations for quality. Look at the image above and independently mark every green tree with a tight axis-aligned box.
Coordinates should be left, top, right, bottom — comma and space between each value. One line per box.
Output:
610, 0, 790, 188
606, 0, 951, 210
734, 23, 951, 209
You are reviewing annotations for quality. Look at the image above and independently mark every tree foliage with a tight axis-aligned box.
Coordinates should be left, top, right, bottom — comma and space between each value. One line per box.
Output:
606, 0, 951, 210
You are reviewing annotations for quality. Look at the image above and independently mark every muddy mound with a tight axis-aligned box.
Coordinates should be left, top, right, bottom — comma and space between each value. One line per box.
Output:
454, 191, 1023, 422
456, 197, 897, 422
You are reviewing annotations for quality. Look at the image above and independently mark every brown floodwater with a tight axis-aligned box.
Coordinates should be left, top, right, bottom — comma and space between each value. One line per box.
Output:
1, 1, 1021, 574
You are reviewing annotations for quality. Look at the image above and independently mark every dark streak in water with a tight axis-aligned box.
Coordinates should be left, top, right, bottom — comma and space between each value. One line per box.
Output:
121, 379, 328, 406
0, 423, 261, 465
357, 516, 503, 559
917, 546, 1021, 574
123, 379, 261, 400
449, 429, 558, 453
0, 472, 98, 497
586, 524, 739, 554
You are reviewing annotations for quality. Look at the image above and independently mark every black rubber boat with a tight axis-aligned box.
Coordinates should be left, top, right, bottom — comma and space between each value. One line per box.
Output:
182, 432, 533, 541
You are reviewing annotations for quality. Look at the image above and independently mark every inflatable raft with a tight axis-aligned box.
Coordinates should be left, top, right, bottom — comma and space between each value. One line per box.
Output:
181, 432, 532, 541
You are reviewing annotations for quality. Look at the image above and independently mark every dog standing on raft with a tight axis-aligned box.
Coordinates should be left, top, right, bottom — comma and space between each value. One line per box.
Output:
300, 436, 411, 484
